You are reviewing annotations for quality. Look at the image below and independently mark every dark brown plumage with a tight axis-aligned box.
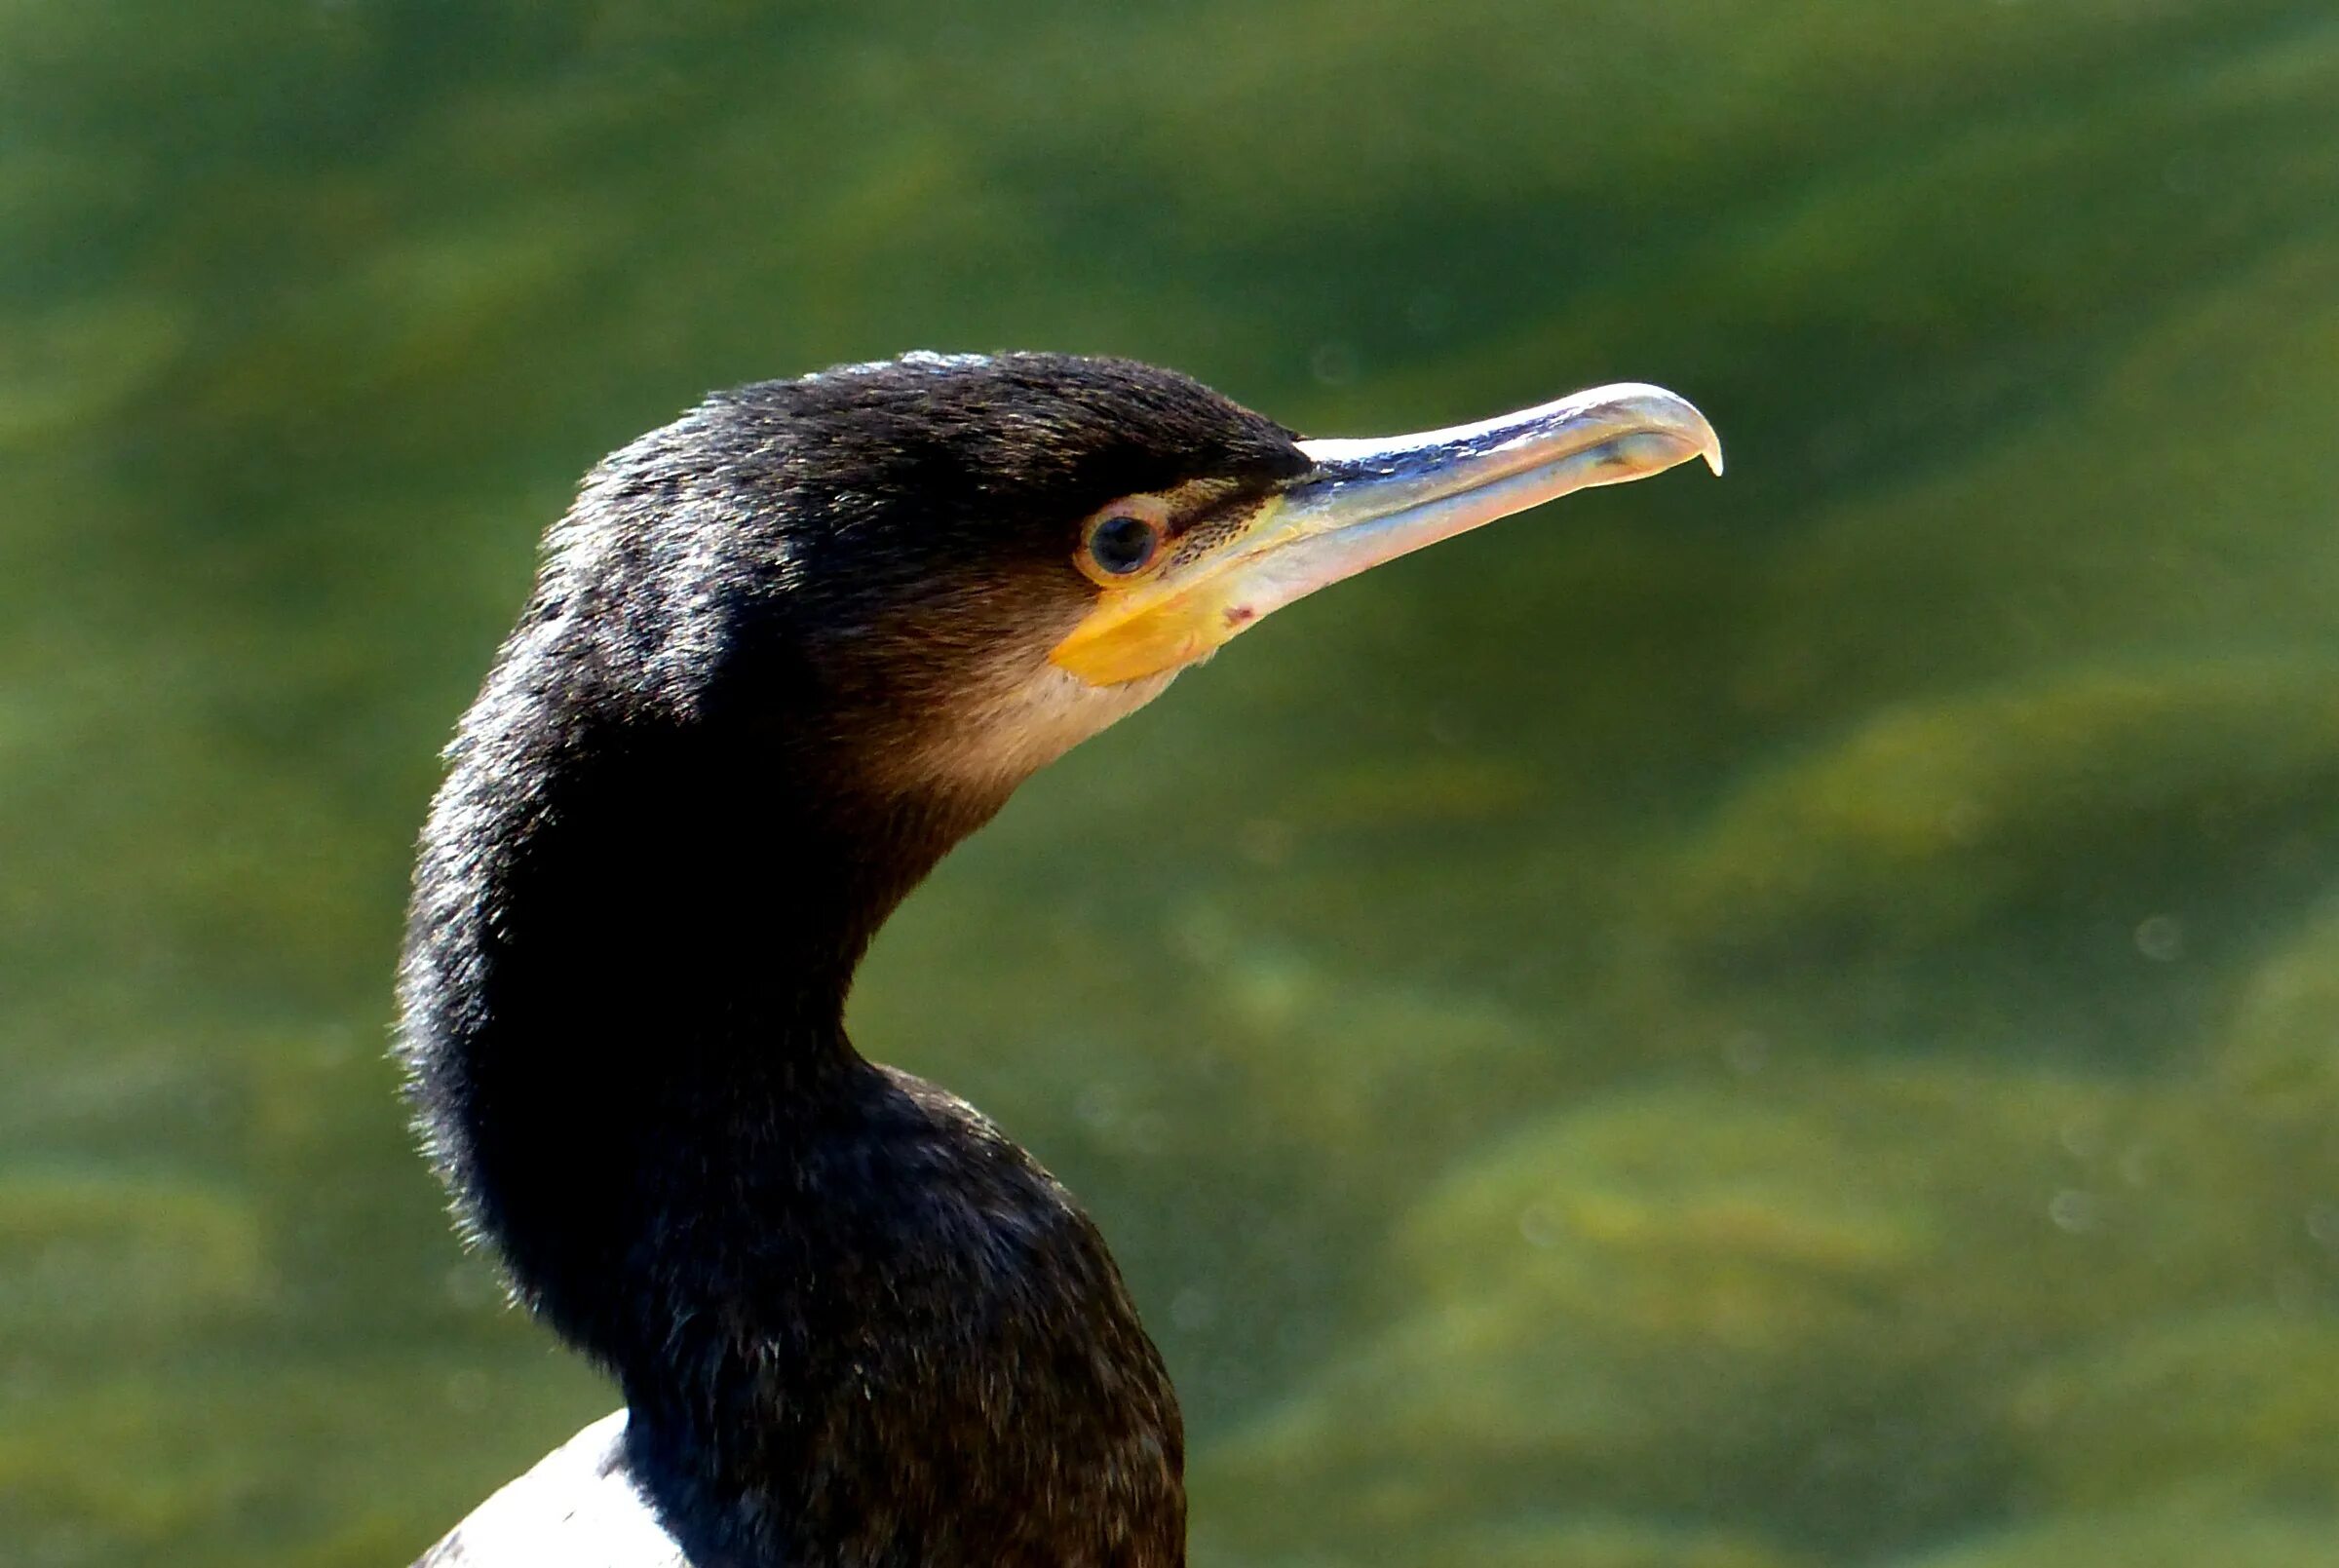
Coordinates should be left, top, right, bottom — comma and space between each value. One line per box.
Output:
395, 350, 1718, 1568
400, 355, 1305, 1568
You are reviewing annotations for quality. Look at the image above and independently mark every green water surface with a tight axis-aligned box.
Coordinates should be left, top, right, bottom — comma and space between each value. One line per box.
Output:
5, 3, 2339, 1564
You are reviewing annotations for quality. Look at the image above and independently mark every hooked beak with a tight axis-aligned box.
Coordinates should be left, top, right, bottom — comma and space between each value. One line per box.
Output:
1048, 382, 1723, 687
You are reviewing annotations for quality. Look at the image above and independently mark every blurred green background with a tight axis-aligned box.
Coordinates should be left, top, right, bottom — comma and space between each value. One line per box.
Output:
6, 2, 2339, 1564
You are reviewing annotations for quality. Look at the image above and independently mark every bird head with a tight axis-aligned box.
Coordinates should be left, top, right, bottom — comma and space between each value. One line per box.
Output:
518, 351, 1719, 811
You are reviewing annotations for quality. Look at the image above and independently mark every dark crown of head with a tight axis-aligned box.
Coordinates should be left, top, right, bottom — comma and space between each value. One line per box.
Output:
604, 352, 1305, 529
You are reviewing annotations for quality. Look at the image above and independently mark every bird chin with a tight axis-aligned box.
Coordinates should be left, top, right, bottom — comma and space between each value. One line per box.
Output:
881, 656, 1182, 799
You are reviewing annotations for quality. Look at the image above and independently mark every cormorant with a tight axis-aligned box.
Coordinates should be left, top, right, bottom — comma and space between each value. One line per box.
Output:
396, 351, 1719, 1567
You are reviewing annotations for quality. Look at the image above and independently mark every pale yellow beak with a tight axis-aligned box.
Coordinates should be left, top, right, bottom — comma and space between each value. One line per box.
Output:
1049, 382, 1723, 687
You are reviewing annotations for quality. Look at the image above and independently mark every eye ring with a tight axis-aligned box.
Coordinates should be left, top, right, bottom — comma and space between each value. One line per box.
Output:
1077, 502, 1169, 586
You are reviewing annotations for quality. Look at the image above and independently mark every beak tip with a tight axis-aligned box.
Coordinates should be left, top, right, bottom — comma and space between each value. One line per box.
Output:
1607, 383, 1722, 480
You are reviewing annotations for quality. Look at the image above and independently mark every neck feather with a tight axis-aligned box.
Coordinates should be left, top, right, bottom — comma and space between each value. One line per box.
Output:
397, 692, 1184, 1567
399, 694, 992, 1349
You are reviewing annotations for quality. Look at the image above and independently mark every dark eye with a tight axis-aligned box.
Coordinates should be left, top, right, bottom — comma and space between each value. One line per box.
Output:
1086, 514, 1161, 577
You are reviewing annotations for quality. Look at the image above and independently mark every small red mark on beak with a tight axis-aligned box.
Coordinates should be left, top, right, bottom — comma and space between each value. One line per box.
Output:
1223, 605, 1256, 629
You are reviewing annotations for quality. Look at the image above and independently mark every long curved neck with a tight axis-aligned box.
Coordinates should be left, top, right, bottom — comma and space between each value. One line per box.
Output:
402, 699, 994, 1357
400, 696, 1182, 1567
